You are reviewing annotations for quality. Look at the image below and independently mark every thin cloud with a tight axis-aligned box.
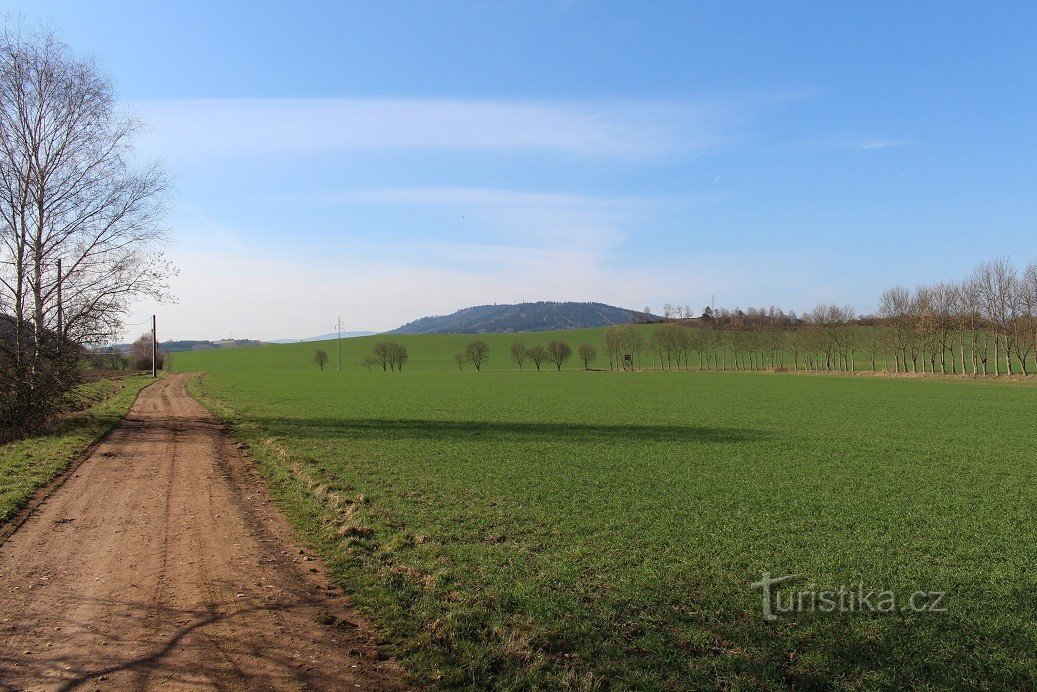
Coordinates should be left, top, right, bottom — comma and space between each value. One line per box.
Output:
129, 95, 791, 162
856, 138, 914, 151
302, 185, 638, 249
788, 133, 916, 152
308, 186, 627, 210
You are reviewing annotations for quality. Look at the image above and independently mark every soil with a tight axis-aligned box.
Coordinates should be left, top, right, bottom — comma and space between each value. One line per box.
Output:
0, 374, 406, 690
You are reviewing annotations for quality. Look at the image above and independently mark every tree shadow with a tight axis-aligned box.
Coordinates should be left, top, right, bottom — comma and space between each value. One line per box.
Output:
0, 592, 396, 691
249, 417, 772, 445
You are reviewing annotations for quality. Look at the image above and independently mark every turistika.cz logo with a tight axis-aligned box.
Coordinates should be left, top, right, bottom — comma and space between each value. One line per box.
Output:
750, 572, 948, 622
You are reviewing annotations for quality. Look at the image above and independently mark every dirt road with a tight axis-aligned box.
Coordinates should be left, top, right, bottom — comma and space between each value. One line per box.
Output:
0, 374, 405, 690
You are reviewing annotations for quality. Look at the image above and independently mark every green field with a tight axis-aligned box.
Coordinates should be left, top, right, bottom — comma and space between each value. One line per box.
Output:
0, 374, 155, 526
176, 333, 1037, 689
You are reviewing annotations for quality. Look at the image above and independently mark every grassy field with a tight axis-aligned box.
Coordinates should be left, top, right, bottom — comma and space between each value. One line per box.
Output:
0, 374, 154, 526
176, 335, 1037, 689
174, 326, 1036, 375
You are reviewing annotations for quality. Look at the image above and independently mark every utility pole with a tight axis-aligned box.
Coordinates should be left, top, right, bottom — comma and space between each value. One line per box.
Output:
336, 316, 342, 370
151, 314, 157, 378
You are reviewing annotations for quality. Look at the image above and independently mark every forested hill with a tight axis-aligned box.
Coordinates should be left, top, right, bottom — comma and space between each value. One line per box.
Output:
389, 301, 648, 335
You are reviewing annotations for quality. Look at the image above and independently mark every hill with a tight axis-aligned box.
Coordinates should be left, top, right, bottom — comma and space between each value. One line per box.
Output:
389, 301, 647, 335
269, 330, 376, 344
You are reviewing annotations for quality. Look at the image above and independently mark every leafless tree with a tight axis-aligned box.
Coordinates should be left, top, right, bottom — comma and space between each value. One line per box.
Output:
879, 286, 912, 373
602, 326, 622, 370
130, 332, 162, 371
0, 26, 173, 431
527, 344, 547, 371
371, 341, 407, 371
975, 258, 1018, 375
1021, 263, 1037, 374
372, 342, 391, 371
620, 324, 644, 369
453, 351, 464, 371
577, 342, 597, 370
465, 339, 489, 371
546, 340, 572, 371
390, 342, 409, 371
313, 349, 328, 371
510, 340, 527, 371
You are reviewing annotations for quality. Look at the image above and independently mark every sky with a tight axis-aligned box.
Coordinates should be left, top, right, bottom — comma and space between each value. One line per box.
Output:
3, 1, 1036, 341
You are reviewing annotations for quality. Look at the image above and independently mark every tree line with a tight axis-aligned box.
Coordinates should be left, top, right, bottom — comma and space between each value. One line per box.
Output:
445, 257, 1035, 376
630, 257, 1036, 376
315, 341, 411, 372
453, 339, 598, 371
328, 258, 1034, 378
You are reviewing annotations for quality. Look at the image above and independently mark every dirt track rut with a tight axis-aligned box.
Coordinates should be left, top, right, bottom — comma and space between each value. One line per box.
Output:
0, 374, 404, 690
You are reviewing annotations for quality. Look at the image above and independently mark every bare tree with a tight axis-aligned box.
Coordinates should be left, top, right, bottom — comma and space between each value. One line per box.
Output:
313, 349, 328, 371
687, 327, 707, 370
510, 340, 527, 371
931, 284, 955, 374
391, 342, 409, 372
879, 286, 912, 373
602, 326, 622, 370
130, 332, 162, 371
527, 344, 547, 371
0, 26, 173, 431
546, 340, 572, 371
465, 339, 489, 371
620, 324, 644, 369
975, 258, 1018, 375
1021, 262, 1037, 375
372, 342, 391, 371
453, 351, 464, 371
577, 342, 597, 370
370, 341, 407, 371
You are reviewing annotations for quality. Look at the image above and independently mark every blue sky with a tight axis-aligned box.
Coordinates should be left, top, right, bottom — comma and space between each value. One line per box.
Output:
4, 1, 1036, 340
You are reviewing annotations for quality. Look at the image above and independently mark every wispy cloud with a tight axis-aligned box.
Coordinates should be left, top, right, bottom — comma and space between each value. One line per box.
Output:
130, 95, 792, 162
307, 186, 627, 210
299, 185, 646, 250
855, 138, 914, 151
789, 133, 916, 152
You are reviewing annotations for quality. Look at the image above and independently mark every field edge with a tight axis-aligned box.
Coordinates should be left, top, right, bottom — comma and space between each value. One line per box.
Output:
0, 374, 157, 535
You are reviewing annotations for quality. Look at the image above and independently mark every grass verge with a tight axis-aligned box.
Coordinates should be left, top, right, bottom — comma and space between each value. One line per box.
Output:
0, 374, 156, 526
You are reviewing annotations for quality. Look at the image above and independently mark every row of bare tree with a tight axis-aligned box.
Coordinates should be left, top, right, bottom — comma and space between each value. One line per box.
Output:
878, 258, 1036, 375
508, 340, 595, 371
452, 339, 600, 371
363, 341, 409, 371
0, 27, 173, 436
630, 258, 1036, 375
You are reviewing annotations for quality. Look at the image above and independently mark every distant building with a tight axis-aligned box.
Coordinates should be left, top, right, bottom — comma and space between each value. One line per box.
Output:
215, 339, 237, 348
